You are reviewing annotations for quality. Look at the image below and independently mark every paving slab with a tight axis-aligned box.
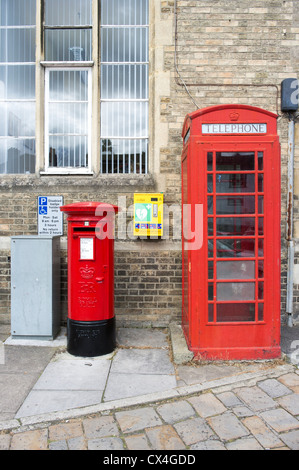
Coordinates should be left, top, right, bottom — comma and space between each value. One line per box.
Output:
234, 385, 278, 411
109, 348, 175, 375
260, 408, 299, 433
207, 412, 249, 441
174, 417, 215, 445
145, 425, 185, 450
32, 357, 111, 391
117, 327, 169, 348
15, 390, 104, 418
277, 393, 299, 415
280, 430, 299, 450
257, 378, 293, 398
116, 407, 162, 434
104, 372, 176, 401
156, 400, 196, 424
242, 416, 284, 449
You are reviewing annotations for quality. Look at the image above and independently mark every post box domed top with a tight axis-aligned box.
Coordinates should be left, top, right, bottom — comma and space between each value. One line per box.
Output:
60, 201, 120, 217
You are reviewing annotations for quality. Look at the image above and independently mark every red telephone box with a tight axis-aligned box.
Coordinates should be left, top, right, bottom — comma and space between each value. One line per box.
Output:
181, 105, 281, 360
60, 201, 119, 357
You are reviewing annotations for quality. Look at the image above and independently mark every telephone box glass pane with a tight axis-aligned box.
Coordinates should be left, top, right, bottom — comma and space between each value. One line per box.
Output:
217, 282, 255, 301
216, 239, 255, 258
216, 174, 255, 193
207, 152, 213, 170
258, 303, 264, 321
217, 260, 255, 280
208, 196, 213, 214
258, 174, 264, 192
258, 151, 263, 170
217, 303, 255, 322
216, 196, 255, 214
216, 217, 255, 236
216, 152, 255, 171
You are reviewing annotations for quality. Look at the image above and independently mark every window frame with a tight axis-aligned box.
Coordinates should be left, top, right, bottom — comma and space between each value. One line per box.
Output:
44, 65, 93, 174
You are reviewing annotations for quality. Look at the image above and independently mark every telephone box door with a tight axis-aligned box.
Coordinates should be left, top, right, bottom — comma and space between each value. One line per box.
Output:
191, 141, 281, 359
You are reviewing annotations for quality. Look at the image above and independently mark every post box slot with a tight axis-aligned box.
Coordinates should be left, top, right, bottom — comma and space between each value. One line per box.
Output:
73, 227, 96, 232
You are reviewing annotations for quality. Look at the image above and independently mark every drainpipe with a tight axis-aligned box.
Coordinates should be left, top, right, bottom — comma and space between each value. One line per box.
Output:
286, 115, 295, 327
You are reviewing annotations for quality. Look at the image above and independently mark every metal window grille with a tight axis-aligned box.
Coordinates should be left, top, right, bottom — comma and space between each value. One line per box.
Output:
100, 0, 149, 174
45, 68, 92, 171
0, 0, 36, 174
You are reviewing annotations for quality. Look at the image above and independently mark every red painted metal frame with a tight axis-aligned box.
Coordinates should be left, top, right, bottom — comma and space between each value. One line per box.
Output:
181, 105, 281, 360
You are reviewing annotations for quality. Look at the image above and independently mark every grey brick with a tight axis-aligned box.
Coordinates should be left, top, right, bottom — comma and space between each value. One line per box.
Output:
257, 379, 292, 398
208, 412, 249, 442
174, 417, 215, 445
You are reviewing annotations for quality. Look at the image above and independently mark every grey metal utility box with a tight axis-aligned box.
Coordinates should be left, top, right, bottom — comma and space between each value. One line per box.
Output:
11, 236, 61, 340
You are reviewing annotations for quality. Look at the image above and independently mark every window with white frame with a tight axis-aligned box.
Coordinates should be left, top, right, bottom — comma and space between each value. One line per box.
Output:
44, 0, 92, 172
0, 0, 36, 174
100, 0, 149, 174
45, 68, 92, 171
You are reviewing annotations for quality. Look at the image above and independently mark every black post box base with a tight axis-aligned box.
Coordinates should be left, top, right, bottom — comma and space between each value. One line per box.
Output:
67, 317, 116, 357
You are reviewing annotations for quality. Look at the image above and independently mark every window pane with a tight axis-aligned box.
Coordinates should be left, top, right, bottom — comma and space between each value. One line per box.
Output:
101, 138, 148, 174
217, 303, 255, 322
101, 27, 148, 63
216, 196, 255, 214
101, 64, 148, 100
207, 196, 213, 214
48, 135, 88, 168
258, 151, 263, 170
0, 28, 36, 62
216, 239, 255, 258
0, 137, 35, 173
101, 0, 149, 26
216, 152, 255, 171
0, 0, 36, 26
49, 69, 89, 101
47, 69, 90, 169
207, 174, 213, 193
217, 260, 255, 280
0, 102, 35, 137
0, 65, 35, 99
258, 303, 264, 321
207, 152, 213, 171
216, 217, 255, 236
49, 102, 88, 135
45, 0, 92, 26
216, 174, 255, 193
217, 282, 255, 301
101, 101, 148, 138
45, 30, 92, 61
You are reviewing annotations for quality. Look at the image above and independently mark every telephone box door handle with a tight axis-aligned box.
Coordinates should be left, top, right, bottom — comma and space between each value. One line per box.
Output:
96, 277, 104, 283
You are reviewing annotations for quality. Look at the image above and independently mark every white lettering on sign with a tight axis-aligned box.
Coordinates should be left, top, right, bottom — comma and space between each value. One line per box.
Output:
202, 123, 267, 134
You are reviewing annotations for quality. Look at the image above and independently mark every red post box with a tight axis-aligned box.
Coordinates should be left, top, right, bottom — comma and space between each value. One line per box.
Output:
181, 105, 281, 360
60, 201, 119, 357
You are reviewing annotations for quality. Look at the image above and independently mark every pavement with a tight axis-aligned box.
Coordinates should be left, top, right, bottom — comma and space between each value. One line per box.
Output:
0, 323, 298, 451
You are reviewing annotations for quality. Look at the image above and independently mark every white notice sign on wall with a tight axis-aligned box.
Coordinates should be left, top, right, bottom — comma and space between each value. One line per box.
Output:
38, 196, 63, 236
